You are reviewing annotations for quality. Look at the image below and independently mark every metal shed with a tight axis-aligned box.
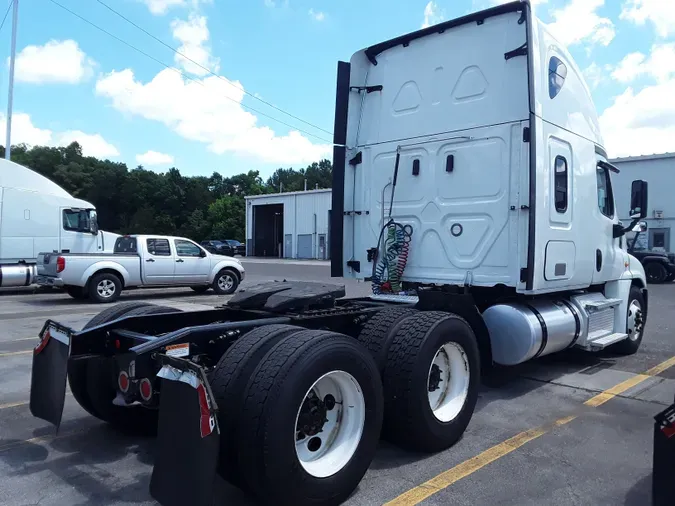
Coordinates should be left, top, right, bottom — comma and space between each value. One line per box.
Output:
245, 189, 332, 259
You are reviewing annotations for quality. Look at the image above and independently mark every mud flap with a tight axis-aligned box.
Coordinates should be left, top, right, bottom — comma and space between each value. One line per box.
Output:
149, 356, 220, 506
29, 321, 72, 430
653, 402, 675, 506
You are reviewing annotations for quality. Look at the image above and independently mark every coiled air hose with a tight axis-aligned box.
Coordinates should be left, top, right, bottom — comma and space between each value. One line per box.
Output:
371, 146, 414, 294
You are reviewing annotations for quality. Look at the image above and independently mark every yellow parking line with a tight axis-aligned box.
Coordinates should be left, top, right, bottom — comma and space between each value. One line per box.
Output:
0, 429, 83, 453
385, 355, 675, 506
0, 400, 28, 410
0, 350, 32, 357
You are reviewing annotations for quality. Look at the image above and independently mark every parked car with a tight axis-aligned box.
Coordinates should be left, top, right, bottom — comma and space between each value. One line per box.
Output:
35, 234, 245, 303
200, 240, 235, 256
224, 239, 246, 256
628, 221, 675, 284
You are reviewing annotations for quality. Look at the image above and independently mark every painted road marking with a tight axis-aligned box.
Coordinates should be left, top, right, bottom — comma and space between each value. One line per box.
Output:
0, 429, 84, 453
0, 350, 32, 357
0, 401, 28, 410
385, 355, 675, 506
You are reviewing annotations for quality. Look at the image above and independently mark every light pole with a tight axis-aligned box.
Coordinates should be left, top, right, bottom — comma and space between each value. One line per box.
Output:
5, 0, 18, 160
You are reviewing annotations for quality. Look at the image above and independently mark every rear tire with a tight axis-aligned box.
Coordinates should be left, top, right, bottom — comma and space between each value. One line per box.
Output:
209, 324, 305, 486
88, 272, 122, 303
212, 268, 239, 295
68, 302, 154, 419
356, 307, 418, 374
237, 330, 383, 506
382, 311, 480, 453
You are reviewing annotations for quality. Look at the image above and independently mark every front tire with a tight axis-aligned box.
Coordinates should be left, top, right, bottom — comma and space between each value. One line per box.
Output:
212, 268, 239, 295
237, 330, 383, 506
88, 272, 122, 303
612, 285, 646, 355
645, 262, 668, 284
382, 311, 481, 453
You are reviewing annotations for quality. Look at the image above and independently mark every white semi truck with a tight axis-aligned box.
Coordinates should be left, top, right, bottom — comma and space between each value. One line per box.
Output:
0, 157, 119, 288
28, 2, 650, 506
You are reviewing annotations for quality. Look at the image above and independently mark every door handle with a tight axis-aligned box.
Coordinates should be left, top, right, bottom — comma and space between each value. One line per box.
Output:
146, 259, 155, 262
176, 259, 184, 263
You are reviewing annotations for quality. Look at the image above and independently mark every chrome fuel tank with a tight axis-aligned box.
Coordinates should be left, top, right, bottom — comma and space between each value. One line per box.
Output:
482, 299, 581, 366
0, 263, 36, 287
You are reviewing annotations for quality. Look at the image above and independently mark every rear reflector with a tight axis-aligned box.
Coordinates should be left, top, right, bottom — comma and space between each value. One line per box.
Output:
34, 329, 51, 355
118, 371, 130, 393
56, 256, 65, 273
139, 378, 152, 401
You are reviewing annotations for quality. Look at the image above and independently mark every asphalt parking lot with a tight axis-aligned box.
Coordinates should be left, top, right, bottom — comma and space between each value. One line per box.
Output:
1, 259, 674, 506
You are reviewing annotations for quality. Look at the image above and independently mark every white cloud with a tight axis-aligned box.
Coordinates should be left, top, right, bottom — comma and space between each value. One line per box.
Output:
136, 150, 175, 166
547, 0, 615, 48
583, 62, 612, 89
308, 8, 325, 21
141, 0, 211, 15
600, 79, 675, 157
620, 0, 675, 38
612, 43, 675, 83
422, 1, 445, 29
12, 40, 95, 84
0, 112, 119, 158
95, 68, 331, 165
171, 14, 220, 76
54, 131, 120, 158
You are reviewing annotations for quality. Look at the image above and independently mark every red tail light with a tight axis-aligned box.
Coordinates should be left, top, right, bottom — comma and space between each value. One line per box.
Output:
139, 378, 153, 401
118, 371, 130, 393
56, 256, 66, 273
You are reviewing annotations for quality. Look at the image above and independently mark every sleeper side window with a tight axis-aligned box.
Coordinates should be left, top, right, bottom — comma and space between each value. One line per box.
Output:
549, 56, 567, 99
596, 165, 615, 219
554, 156, 568, 213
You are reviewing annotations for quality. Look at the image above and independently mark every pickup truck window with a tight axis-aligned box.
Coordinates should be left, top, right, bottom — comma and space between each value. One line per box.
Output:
175, 239, 202, 257
63, 209, 91, 232
114, 237, 138, 253
147, 238, 171, 256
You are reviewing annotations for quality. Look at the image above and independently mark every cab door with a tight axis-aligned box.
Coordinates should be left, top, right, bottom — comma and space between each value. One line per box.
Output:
59, 208, 97, 253
173, 239, 209, 284
591, 156, 621, 284
142, 238, 176, 284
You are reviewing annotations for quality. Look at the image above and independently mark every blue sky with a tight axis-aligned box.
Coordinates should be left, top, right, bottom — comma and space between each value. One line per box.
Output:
0, 0, 673, 177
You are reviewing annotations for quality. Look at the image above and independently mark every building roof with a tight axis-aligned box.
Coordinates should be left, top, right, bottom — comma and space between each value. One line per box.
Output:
611, 152, 675, 163
245, 188, 332, 200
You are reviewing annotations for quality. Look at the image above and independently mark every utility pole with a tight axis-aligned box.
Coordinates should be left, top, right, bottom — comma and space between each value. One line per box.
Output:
5, 0, 18, 160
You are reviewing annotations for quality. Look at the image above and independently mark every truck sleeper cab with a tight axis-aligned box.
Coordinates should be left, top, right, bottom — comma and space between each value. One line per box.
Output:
27, 3, 649, 506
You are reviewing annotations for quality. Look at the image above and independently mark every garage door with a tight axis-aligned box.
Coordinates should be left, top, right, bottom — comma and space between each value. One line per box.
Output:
297, 234, 313, 259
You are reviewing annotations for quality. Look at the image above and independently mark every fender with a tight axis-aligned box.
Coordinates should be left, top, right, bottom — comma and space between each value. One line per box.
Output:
80, 261, 131, 287
208, 259, 245, 284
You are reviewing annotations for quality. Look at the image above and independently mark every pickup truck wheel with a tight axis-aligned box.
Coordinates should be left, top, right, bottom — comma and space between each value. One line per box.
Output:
209, 324, 305, 487
85, 304, 183, 435
356, 307, 418, 375
213, 269, 239, 295
645, 262, 668, 284
382, 311, 480, 453
66, 286, 88, 300
68, 302, 154, 420
612, 286, 647, 356
236, 330, 383, 506
88, 272, 122, 303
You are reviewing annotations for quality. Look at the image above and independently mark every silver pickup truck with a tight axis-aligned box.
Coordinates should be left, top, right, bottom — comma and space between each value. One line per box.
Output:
36, 234, 245, 303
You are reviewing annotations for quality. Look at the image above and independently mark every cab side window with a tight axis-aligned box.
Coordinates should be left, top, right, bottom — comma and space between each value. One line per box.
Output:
554, 156, 568, 213
596, 165, 615, 218
147, 238, 171, 256
175, 240, 202, 257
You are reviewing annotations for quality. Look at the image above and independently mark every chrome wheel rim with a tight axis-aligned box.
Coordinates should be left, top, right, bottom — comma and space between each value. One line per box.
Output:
97, 279, 116, 298
218, 274, 234, 291
627, 299, 644, 341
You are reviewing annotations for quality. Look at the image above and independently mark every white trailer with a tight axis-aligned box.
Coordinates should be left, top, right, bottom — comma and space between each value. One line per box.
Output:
27, 2, 651, 506
0, 157, 119, 287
